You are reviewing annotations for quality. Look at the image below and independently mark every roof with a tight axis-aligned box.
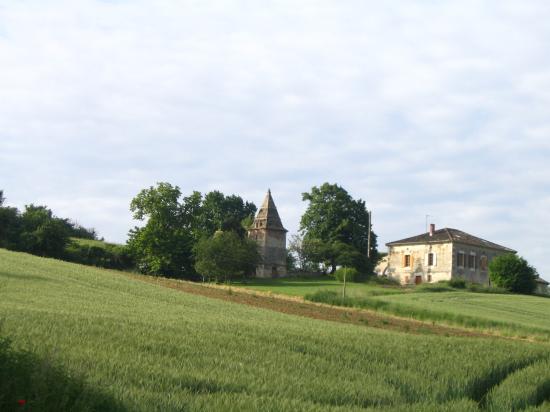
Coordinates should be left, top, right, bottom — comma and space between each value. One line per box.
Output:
250, 189, 287, 232
536, 277, 549, 285
386, 228, 515, 252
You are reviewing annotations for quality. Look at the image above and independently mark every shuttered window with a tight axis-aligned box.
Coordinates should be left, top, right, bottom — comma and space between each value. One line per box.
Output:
457, 251, 465, 267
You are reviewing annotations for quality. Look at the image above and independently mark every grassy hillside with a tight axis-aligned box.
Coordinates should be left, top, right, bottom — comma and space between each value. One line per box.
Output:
1, 249, 550, 411
236, 276, 550, 340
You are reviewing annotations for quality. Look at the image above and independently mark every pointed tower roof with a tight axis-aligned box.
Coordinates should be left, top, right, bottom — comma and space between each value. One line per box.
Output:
252, 189, 287, 231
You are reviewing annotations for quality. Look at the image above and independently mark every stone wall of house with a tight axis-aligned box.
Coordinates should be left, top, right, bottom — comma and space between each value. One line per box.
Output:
450, 243, 509, 285
386, 243, 453, 285
386, 242, 512, 285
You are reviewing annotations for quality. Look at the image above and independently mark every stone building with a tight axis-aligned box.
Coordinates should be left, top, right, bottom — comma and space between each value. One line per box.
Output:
535, 277, 549, 295
382, 224, 515, 285
248, 190, 288, 278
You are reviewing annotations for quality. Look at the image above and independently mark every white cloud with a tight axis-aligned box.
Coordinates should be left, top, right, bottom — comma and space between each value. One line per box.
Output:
1, 0, 550, 279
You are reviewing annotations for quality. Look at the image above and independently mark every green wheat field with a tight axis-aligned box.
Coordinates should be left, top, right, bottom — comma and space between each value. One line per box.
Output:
1, 248, 550, 411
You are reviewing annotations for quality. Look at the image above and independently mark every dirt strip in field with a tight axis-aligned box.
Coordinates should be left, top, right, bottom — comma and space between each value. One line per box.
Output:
125, 273, 504, 339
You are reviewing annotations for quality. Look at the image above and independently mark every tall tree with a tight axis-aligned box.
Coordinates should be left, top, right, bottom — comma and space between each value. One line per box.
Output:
300, 183, 377, 274
197, 191, 256, 238
127, 183, 194, 277
127, 183, 256, 278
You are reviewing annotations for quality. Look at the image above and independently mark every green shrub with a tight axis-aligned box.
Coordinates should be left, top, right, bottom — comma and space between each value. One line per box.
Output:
333, 267, 359, 282
370, 276, 401, 286
64, 238, 134, 270
449, 278, 467, 289
489, 253, 538, 294
467, 283, 508, 294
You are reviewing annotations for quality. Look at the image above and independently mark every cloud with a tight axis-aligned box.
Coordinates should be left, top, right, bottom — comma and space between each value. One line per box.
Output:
1, 0, 550, 279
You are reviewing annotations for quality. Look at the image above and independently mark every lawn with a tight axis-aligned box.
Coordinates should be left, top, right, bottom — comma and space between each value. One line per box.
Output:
1, 249, 550, 411
232, 275, 405, 297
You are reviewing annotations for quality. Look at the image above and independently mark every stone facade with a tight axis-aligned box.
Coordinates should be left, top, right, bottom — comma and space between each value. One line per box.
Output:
384, 226, 515, 286
535, 277, 549, 295
248, 190, 287, 278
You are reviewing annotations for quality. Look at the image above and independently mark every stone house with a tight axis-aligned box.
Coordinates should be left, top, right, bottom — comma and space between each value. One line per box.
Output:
248, 190, 288, 278
383, 224, 515, 285
535, 277, 549, 295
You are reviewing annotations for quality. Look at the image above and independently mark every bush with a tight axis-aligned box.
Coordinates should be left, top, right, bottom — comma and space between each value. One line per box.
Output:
369, 276, 401, 286
64, 238, 134, 270
334, 267, 359, 283
194, 231, 261, 283
489, 254, 538, 294
466, 283, 508, 294
449, 278, 467, 289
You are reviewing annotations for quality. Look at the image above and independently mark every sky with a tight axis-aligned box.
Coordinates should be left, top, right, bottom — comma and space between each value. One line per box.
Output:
1, 1, 549, 280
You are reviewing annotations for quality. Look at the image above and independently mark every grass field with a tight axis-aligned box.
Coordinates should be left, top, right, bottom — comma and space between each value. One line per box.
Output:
233, 276, 404, 297
1, 249, 550, 411
236, 276, 550, 340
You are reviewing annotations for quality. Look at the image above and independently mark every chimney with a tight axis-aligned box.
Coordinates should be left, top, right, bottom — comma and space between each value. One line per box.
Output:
429, 224, 435, 237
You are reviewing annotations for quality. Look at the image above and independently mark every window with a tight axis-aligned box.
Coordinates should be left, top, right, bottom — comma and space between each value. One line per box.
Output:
468, 253, 476, 270
457, 251, 465, 268
428, 253, 434, 266
480, 255, 488, 271
404, 254, 411, 268
427, 274, 432, 282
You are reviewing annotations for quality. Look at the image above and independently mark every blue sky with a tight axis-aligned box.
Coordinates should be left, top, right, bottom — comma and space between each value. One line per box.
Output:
1, 1, 549, 280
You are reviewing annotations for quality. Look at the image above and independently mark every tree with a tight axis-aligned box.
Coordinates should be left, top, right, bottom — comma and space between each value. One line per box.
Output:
300, 183, 377, 274
127, 183, 194, 277
193, 231, 261, 283
489, 254, 538, 295
0, 200, 22, 250
196, 191, 256, 239
17, 205, 70, 257
0, 190, 4, 206
127, 184, 257, 278
31, 219, 71, 258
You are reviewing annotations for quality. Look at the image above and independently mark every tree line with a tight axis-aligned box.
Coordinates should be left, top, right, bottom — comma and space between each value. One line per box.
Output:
0, 190, 94, 256
0, 183, 380, 281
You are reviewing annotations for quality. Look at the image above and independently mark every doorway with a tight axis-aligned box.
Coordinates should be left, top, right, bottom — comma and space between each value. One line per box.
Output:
415, 275, 422, 285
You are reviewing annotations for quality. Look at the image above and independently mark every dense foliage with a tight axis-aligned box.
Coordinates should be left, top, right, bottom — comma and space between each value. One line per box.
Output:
299, 183, 377, 276
0, 191, 99, 260
489, 253, 538, 294
193, 230, 261, 282
2, 249, 550, 411
65, 238, 134, 271
127, 182, 257, 279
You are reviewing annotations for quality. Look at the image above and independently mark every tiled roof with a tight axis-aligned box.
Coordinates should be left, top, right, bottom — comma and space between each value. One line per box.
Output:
386, 228, 515, 252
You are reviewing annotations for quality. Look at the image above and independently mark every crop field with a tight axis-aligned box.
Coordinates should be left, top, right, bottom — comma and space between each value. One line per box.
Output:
237, 276, 550, 340
1, 249, 550, 411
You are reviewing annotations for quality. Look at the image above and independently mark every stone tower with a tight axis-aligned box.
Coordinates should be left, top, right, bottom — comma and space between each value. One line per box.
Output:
248, 190, 288, 278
